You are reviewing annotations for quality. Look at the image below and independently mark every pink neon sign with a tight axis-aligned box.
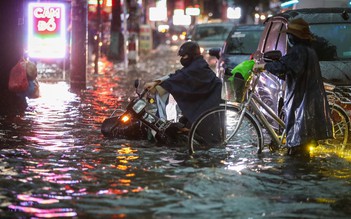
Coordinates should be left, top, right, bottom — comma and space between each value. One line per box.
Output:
28, 3, 66, 59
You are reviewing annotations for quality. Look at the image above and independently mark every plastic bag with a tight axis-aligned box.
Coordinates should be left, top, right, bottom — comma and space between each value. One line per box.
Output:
26, 60, 38, 80
8, 59, 28, 92
229, 60, 255, 81
26, 79, 40, 99
228, 60, 255, 102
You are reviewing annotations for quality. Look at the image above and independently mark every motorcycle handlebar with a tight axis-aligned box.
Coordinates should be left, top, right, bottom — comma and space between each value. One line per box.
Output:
140, 88, 148, 98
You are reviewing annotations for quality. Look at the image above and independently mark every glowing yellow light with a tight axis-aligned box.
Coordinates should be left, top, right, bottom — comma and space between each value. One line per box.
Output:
121, 114, 130, 123
158, 24, 169, 33
132, 187, 144, 193
119, 179, 131, 184
127, 156, 139, 160
119, 160, 128, 164
118, 147, 137, 154
117, 165, 128, 171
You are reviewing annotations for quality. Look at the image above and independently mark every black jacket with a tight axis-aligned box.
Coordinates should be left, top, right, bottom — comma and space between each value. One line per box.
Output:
160, 56, 222, 124
265, 44, 333, 147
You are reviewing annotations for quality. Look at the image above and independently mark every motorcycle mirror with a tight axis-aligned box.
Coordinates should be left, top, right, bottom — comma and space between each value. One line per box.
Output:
134, 79, 140, 89
134, 79, 141, 97
209, 47, 221, 59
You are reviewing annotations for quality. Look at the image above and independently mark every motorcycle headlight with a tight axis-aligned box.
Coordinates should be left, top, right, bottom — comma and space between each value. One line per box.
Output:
132, 99, 147, 114
120, 114, 131, 123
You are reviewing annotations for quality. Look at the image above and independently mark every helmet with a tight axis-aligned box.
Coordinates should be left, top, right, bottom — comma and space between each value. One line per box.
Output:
178, 41, 201, 58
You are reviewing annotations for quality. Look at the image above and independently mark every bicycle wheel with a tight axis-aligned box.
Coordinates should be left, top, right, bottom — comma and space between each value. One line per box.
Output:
188, 105, 264, 155
322, 103, 350, 146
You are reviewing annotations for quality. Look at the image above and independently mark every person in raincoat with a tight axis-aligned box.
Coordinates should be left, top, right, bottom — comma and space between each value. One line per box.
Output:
254, 18, 333, 156
144, 41, 222, 129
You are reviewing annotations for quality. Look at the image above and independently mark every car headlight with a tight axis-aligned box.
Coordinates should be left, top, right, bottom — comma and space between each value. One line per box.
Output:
172, 34, 178, 41
132, 99, 147, 114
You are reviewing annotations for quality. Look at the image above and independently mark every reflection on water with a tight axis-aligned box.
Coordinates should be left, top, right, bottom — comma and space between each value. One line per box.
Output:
1, 57, 351, 218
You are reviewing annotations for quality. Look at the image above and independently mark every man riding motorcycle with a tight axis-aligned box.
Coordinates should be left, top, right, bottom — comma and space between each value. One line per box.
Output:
101, 41, 222, 145
144, 41, 222, 129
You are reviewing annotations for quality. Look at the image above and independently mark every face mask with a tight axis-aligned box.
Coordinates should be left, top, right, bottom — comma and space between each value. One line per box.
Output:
180, 57, 192, 67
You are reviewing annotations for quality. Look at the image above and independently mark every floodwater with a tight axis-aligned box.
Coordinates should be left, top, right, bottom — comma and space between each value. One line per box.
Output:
1, 46, 351, 219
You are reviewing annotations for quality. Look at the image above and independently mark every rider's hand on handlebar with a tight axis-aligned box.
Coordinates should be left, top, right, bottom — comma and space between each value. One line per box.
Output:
253, 63, 265, 74
144, 81, 159, 93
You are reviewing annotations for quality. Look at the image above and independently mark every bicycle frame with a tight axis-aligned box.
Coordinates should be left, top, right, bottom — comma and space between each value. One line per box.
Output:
189, 68, 350, 154
225, 72, 286, 148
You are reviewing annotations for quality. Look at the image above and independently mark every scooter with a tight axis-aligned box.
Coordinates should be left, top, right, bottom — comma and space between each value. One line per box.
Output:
101, 79, 187, 145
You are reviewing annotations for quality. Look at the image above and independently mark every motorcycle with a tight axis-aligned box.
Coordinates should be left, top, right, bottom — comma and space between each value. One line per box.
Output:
101, 79, 188, 145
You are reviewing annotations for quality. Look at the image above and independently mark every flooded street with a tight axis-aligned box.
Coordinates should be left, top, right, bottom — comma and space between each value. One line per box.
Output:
1, 45, 351, 218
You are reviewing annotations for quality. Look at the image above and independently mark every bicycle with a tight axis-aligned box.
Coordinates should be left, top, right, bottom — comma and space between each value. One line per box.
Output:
188, 65, 350, 155
324, 82, 351, 148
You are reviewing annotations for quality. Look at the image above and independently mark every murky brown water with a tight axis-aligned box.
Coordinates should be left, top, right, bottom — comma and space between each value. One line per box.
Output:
1, 45, 351, 218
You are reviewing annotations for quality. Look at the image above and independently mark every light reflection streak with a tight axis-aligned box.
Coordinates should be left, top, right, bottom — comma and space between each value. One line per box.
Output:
28, 82, 79, 112
8, 205, 77, 218
87, 58, 123, 124
117, 164, 128, 171
17, 194, 59, 204
224, 162, 247, 173
25, 82, 79, 151
311, 144, 351, 162
118, 178, 131, 185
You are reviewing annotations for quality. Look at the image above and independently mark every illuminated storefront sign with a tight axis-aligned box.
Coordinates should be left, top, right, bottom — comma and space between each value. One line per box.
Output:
28, 3, 66, 59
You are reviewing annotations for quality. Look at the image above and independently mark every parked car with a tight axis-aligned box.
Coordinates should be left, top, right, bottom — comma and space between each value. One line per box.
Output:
186, 22, 233, 67
252, 8, 351, 122
209, 24, 264, 79
208, 24, 282, 129
253, 8, 351, 86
